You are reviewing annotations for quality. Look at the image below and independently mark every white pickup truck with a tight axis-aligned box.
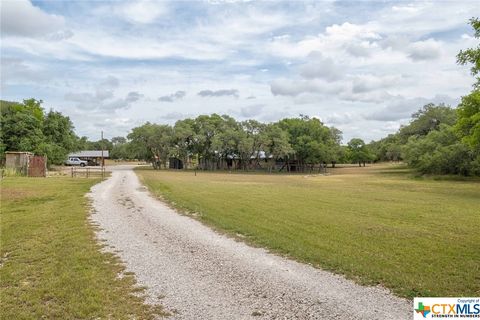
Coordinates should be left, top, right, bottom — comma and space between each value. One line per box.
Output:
65, 157, 88, 167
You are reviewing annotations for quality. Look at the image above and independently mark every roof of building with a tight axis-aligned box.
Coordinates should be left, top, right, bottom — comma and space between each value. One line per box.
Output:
68, 150, 110, 158
5, 151, 34, 154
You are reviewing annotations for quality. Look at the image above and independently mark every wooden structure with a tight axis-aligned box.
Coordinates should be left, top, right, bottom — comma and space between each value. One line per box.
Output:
71, 166, 106, 178
5, 151, 32, 175
5, 151, 46, 177
68, 150, 109, 166
28, 155, 47, 177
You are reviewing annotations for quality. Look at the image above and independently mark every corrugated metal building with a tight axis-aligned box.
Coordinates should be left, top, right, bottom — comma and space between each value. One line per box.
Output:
68, 150, 109, 166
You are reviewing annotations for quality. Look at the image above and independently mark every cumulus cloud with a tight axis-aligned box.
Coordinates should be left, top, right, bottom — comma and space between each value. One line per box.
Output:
1, 0, 66, 37
321, 112, 358, 125
114, 0, 168, 24
379, 35, 411, 51
95, 88, 114, 101
344, 40, 380, 57
64, 92, 95, 104
90, 76, 120, 101
339, 90, 393, 104
99, 76, 120, 89
65, 76, 143, 111
271, 73, 401, 102
271, 78, 346, 97
125, 91, 143, 103
299, 52, 343, 81
238, 104, 265, 117
352, 74, 402, 94
160, 112, 189, 120
1, 57, 50, 86
198, 89, 239, 98
363, 94, 459, 121
408, 39, 442, 61
65, 90, 142, 110
267, 22, 381, 59
158, 91, 186, 102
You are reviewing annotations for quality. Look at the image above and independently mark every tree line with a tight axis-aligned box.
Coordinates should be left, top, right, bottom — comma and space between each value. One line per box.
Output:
0, 99, 373, 170
123, 115, 370, 171
368, 18, 480, 176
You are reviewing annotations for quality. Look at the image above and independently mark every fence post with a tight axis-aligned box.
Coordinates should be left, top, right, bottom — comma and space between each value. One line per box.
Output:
87, 168, 89, 178
71, 167, 74, 178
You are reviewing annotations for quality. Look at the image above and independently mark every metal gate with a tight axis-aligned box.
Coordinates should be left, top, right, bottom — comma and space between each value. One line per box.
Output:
28, 155, 47, 177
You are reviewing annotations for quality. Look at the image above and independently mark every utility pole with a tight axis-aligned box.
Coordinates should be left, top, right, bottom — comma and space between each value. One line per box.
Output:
101, 130, 104, 177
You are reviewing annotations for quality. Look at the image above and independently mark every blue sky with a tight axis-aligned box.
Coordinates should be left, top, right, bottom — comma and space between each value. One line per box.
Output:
1, 0, 478, 142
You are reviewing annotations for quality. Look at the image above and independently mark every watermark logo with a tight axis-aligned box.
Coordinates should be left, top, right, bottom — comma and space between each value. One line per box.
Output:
413, 298, 480, 319
415, 301, 431, 318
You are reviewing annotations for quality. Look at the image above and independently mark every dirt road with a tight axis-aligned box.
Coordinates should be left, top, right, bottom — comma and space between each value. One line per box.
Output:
89, 166, 411, 319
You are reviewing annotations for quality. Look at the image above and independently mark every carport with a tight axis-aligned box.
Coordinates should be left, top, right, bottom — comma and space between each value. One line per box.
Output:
68, 150, 109, 166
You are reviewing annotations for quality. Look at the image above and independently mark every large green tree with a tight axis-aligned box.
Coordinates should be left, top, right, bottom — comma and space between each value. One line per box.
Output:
260, 124, 292, 172
398, 103, 457, 142
402, 124, 476, 175
456, 18, 480, 155
1, 99, 80, 165
347, 138, 373, 167
455, 90, 480, 152
278, 116, 337, 170
127, 123, 172, 169
457, 17, 480, 88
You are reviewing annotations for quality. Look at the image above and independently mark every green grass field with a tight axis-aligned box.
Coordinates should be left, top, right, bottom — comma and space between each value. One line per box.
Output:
0, 177, 164, 319
136, 165, 480, 298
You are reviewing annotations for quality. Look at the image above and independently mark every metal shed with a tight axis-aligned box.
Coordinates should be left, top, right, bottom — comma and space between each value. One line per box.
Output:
68, 150, 109, 166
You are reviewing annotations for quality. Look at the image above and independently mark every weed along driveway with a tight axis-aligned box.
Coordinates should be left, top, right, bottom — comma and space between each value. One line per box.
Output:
89, 165, 410, 319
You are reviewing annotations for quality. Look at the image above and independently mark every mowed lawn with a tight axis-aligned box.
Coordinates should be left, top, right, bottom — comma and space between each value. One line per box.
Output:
136, 165, 480, 298
1, 177, 164, 319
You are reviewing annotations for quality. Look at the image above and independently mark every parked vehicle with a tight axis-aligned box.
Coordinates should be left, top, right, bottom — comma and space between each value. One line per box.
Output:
65, 157, 88, 167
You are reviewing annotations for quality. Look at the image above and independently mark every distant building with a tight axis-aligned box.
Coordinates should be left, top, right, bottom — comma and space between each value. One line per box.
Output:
68, 150, 109, 166
169, 157, 184, 169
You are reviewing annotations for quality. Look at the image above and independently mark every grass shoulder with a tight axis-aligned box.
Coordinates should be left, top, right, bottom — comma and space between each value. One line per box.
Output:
1, 176, 165, 319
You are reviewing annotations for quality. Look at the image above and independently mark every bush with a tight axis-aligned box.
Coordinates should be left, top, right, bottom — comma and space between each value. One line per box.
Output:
403, 124, 478, 175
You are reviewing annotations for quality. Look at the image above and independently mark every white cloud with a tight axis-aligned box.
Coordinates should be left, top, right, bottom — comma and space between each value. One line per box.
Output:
64, 77, 143, 111
0, 57, 50, 88
321, 112, 358, 125
114, 1, 168, 24
235, 104, 265, 118
0, 0, 66, 37
363, 94, 460, 121
407, 39, 442, 61
267, 22, 381, 59
198, 89, 239, 98
299, 52, 343, 81
159, 91, 186, 102
160, 112, 189, 120
351, 74, 402, 94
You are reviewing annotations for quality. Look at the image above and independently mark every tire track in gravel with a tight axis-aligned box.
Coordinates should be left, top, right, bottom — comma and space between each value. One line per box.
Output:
89, 165, 411, 319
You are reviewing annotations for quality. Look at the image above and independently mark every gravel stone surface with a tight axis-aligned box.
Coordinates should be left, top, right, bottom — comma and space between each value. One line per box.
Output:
89, 166, 411, 319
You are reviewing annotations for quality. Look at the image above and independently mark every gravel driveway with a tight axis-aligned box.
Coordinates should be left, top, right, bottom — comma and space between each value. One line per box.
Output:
89, 166, 411, 319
